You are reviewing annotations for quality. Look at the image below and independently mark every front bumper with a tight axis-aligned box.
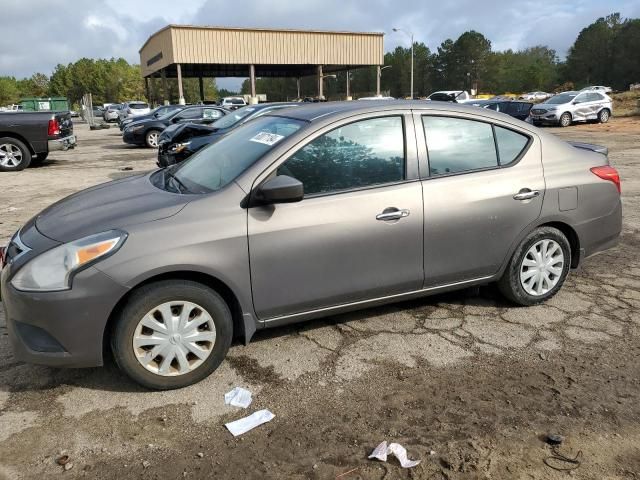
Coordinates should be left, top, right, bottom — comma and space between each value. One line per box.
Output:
1, 264, 129, 368
48, 134, 77, 152
123, 129, 145, 146
529, 111, 560, 124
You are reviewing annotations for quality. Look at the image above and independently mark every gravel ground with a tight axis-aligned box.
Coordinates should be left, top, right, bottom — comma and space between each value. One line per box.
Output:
0, 117, 639, 479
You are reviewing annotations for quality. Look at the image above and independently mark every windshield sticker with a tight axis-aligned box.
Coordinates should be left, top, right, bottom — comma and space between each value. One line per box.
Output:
250, 132, 285, 146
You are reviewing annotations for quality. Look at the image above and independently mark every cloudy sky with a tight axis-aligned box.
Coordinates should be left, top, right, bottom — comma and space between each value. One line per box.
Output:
1, 0, 639, 90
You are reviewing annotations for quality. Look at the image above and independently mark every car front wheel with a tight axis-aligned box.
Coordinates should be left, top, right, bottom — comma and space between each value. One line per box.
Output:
498, 227, 571, 306
111, 280, 233, 390
145, 130, 161, 148
559, 113, 572, 127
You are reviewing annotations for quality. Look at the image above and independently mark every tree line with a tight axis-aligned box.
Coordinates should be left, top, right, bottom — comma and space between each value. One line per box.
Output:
0, 12, 638, 106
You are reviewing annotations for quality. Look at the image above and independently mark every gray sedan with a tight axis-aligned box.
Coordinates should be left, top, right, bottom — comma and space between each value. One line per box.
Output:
1, 101, 622, 389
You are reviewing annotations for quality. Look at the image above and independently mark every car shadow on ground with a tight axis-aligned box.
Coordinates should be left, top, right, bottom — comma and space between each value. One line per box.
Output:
0, 286, 514, 395
102, 144, 140, 150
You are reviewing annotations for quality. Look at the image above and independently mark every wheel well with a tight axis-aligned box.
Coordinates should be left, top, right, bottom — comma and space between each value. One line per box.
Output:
103, 271, 245, 361
539, 222, 580, 268
0, 132, 35, 154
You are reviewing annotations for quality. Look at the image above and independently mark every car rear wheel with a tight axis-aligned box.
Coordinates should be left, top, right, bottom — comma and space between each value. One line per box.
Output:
0, 137, 31, 172
498, 227, 571, 306
145, 130, 161, 148
559, 113, 572, 127
598, 109, 610, 123
111, 280, 233, 390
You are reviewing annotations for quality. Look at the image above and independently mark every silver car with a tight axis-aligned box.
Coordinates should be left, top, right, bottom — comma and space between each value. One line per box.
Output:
1, 101, 622, 389
530, 91, 613, 127
103, 104, 122, 122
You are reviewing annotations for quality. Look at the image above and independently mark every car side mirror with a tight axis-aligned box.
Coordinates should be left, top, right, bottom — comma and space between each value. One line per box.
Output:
251, 175, 304, 206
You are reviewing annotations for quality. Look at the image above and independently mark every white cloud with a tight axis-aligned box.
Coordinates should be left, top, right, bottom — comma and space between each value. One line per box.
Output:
0, 0, 638, 78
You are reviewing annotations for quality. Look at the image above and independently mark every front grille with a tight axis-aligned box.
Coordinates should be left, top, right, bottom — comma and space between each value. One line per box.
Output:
531, 109, 547, 115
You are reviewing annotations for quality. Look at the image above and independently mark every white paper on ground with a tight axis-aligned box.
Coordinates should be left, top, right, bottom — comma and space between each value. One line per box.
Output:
224, 387, 252, 408
225, 409, 275, 436
368, 441, 421, 468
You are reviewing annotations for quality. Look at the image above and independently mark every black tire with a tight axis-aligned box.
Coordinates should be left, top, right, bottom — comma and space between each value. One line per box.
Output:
145, 129, 161, 148
559, 112, 572, 128
0, 137, 32, 172
111, 280, 233, 390
498, 227, 571, 306
598, 108, 610, 124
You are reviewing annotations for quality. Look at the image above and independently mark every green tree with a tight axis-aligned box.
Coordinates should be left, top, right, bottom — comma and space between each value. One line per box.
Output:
0, 77, 19, 104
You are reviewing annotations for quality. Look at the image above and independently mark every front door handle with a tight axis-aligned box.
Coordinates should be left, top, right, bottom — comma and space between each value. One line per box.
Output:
376, 208, 410, 221
513, 189, 540, 201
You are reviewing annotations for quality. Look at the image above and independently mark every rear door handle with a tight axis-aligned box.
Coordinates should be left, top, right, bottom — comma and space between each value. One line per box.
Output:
513, 189, 540, 201
376, 208, 410, 221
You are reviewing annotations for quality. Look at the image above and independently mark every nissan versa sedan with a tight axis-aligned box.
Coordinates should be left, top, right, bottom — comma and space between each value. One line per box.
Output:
1, 101, 622, 390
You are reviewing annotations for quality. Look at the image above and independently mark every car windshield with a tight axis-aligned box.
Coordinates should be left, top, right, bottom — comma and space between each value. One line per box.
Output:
546, 93, 576, 104
130, 103, 148, 109
173, 116, 305, 193
210, 106, 257, 129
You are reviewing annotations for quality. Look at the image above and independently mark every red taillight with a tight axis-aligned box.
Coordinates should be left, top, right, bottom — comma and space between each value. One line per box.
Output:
47, 118, 60, 136
590, 166, 621, 194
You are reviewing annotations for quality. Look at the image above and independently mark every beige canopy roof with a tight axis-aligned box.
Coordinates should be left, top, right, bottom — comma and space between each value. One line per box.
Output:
139, 25, 384, 79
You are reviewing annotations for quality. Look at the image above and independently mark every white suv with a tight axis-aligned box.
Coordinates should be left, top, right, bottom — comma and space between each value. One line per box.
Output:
118, 101, 151, 122
221, 97, 247, 110
529, 90, 613, 127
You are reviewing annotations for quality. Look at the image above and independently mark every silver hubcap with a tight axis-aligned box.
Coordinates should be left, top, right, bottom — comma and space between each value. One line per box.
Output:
601, 111, 609, 122
147, 132, 159, 148
133, 301, 216, 376
561, 115, 571, 127
520, 239, 564, 296
0, 143, 23, 167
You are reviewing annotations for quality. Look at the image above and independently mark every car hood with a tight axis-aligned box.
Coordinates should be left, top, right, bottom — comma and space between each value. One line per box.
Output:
35, 173, 189, 243
161, 123, 220, 144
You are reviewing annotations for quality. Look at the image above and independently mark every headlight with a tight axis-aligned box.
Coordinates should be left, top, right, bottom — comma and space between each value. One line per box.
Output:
11, 230, 127, 292
170, 142, 191, 153
130, 124, 144, 132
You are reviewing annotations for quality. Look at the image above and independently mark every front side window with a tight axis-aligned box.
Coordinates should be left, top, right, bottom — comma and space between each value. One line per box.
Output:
176, 108, 203, 120
277, 116, 405, 196
203, 108, 223, 119
173, 116, 304, 193
423, 116, 498, 176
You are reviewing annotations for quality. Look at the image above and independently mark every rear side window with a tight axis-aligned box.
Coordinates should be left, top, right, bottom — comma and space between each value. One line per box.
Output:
494, 126, 529, 165
422, 117, 497, 176
279, 116, 405, 195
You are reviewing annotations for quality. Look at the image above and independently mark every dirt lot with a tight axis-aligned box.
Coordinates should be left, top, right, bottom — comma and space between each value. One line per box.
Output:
1, 117, 639, 479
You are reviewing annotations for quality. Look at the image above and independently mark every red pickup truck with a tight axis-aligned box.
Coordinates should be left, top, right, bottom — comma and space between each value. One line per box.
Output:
0, 111, 76, 172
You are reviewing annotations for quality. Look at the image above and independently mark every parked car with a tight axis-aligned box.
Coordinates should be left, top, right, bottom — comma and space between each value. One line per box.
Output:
529, 91, 613, 127
103, 104, 122, 122
0, 111, 75, 171
157, 102, 299, 166
123, 106, 228, 148
119, 105, 185, 131
118, 101, 151, 122
220, 96, 247, 110
357, 96, 395, 100
581, 86, 612, 94
1, 101, 622, 389
427, 90, 471, 102
519, 92, 552, 101
469, 100, 533, 121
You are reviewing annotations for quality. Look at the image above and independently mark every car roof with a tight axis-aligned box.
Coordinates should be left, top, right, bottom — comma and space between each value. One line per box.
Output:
270, 100, 532, 123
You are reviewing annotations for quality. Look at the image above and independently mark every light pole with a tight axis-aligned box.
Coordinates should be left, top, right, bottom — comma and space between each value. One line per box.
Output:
376, 65, 391, 96
393, 27, 414, 99
319, 74, 336, 100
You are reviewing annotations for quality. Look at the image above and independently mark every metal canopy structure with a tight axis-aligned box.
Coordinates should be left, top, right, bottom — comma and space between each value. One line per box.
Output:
139, 25, 385, 103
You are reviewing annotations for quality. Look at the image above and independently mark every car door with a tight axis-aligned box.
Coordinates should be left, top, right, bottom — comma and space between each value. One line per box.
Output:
416, 113, 545, 287
571, 93, 591, 121
247, 113, 424, 319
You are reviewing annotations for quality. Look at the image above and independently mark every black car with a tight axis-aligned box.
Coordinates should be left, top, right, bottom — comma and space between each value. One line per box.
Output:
468, 100, 533, 121
122, 106, 228, 148
119, 104, 185, 131
157, 102, 300, 167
